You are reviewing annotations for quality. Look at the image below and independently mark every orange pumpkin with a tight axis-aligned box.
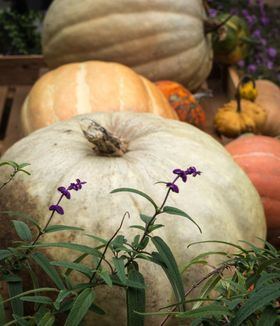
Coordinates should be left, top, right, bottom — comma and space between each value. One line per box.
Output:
226, 135, 280, 247
21, 61, 178, 135
155, 80, 206, 128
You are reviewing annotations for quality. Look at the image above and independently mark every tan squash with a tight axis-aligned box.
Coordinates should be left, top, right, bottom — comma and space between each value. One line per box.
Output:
255, 80, 280, 137
21, 61, 178, 135
0, 112, 266, 325
42, 0, 213, 91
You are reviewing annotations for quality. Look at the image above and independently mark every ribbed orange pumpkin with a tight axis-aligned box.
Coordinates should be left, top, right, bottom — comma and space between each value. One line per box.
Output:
155, 80, 206, 128
21, 61, 178, 135
226, 135, 280, 246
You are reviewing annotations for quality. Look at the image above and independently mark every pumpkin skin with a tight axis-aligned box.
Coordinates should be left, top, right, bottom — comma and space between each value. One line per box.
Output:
21, 61, 178, 135
255, 80, 280, 137
0, 113, 266, 325
42, 0, 213, 91
155, 80, 206, 128
226, 135, 280, 246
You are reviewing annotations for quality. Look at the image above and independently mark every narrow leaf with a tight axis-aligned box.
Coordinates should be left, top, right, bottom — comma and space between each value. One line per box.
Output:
129, 225, 146, 231
163, 206, 202, 233
0, 249, 12, 261
31, 252, 65, 290
2, 211, 41, 230
112, 257, 127, 285
111, 188, 158, 210
54, 290, 74, 310
8, 279, 24, 317
89, 303, 106, 315
12, 220, 32, 241
98, 270, 113, 287
257, 306, 279, 326
127, 269, 145, 326
2, 288, 58, 304
20, 296, 52, 304
187, 240, 247, 252
0, 294, 5, 325
51, 261, 92, 278
151, 236, 185, 311
37, 312, 55, 326
65, 288, 95, 326
140, 214, 153, 225
31, 242, 102, 257
45, 225, 84, 233
176, 304, 230, 318
231, 283, 280, 326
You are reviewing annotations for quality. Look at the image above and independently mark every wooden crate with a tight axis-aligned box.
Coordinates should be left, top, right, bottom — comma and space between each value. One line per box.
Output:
0, 55, 47, 156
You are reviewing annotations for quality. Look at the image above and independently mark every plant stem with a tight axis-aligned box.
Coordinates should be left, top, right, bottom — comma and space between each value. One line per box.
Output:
90, 211, 129, 283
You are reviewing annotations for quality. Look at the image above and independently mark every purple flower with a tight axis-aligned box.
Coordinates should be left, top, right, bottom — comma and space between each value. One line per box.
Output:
58, 186, 71, 199
166, 183, 179, 193
266, 61, 273, 70
68, 179, 87, 191
185, 166, 202, 177
267, 47, 277, 58
209, 8, 217, 17
248, 64, 257, 73
173, 169, 187, 182
260, 16, 269, 25
253, 29, 261, 38
238, 60, 245, 68
49, 204, 64, 215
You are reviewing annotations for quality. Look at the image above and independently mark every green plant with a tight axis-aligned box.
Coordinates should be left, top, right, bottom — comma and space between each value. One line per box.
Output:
0, 164, 202, 325
0, 8, 42, 55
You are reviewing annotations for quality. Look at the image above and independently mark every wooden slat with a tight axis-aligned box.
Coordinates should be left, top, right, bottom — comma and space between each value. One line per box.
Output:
0, 86, 8, 121
0, 55, 46, 85
1, 86, 31, 154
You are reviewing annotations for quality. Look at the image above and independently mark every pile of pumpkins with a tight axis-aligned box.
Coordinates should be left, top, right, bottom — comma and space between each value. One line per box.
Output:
0, 0, 279, 324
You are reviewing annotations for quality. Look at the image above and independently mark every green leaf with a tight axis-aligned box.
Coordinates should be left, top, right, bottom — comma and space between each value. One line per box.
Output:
2, 211, 41, 231
187, 240, 247, 252
231, 283, 280, 326
148, 224, 164, 232
17, 163, 30, 169
10, 314, 29, 326
0, 294, 5, 325
64, 288, 95, 326
89, 303, 106, 315
112, 257, 127, 285
127, 269, 145, 326
31, 252, 65, 290
54, 290, 74, 310
20, 296, 52, 305
12, 220, 32, 241
51, 261, 92, 278
0, 161, 18, 169
2, 288, 59, 304
98, 270, 113, 287
132, 235, 140, 248
256, 306, 279, 326
162, 206, 202, 233
111, 188, 158, 210
129, 225, 146, 231
37, 311, 55, 326
65, 253, 89, 277
140, 214, 153, 225
0, 249, 12, 261
44, 225, 84, 233
8, 279, 24, 317
176, 304, 231, 318
138, 237, 149, 250
31, 242, 102, 257
151, 236, 185, 311
84, 234, 108, 245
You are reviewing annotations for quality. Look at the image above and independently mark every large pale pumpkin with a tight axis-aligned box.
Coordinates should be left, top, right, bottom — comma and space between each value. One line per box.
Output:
42, 0, 213, 91
0, 113, 265, 325
226, 135, 280, 247
21, 61, 178, 134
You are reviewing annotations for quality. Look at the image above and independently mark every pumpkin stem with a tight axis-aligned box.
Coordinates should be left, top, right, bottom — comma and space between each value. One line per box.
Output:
80, 119, 128, 157
236, 75, 255, 113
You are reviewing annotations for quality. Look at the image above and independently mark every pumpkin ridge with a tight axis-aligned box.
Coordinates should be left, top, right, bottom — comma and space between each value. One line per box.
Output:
44, 10, 203, 46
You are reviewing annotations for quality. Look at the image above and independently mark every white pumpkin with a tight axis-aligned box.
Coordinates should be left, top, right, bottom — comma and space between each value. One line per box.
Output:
42, 0, 213, 91
0, 112, 265, 325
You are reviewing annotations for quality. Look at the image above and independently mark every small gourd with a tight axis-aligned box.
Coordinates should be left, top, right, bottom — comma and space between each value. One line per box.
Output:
214, 76, 267, 138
